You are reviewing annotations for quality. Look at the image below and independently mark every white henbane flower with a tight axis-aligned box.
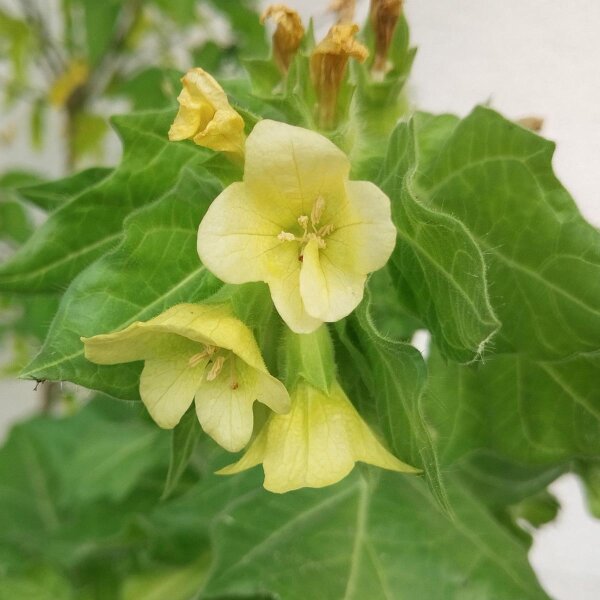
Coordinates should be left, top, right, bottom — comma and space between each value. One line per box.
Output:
197, 120, 397, 333
219, 381, 419, 493
82, 304, 290, 452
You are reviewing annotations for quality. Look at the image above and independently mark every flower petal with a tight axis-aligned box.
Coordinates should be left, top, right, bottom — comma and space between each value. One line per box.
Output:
325, 180, 397, 275
140, 355, 206, 429
197, 182, 283, 284
82, 322, 201, 364
217, 425, 268, 475
244, 120, 350, 220
168, 89, 214, 141
267, 242, 323, 333
220, 382, 418, 494
299, 237, 366, 322
193, 109, 246, 155
194, 359, 259, 452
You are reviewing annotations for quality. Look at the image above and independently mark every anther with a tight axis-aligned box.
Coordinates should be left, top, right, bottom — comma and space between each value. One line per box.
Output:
297, 215, 309, 230
311, 196, 325, 225
206, 355, 226, 381
188, 345, 217, 367
278, 231, 297, 242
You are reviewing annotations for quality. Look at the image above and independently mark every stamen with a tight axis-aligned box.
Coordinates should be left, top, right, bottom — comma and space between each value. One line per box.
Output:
297, 215, 309, 230
318, 224, 335, 237
206, 355, 226, 381
311, 196, 325, 226
278, 231, 297, 242
188, 345, 217, 367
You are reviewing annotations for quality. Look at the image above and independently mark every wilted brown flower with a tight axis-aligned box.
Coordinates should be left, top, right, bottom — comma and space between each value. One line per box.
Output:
328, 0, 356, 23
261, 4, 305, 73
370, 0, 403, 74
310, 24, 368, 129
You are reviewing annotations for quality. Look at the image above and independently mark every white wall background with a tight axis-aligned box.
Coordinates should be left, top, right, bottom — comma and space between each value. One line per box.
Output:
1, 1, 599, 598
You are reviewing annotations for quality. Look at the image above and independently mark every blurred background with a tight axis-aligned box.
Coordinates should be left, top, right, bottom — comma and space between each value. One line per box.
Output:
1, 1, 599, 598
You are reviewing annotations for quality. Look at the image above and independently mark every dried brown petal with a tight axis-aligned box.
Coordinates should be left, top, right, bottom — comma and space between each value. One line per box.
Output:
370, 0, 403, 74
311, 24, 368, 128
261, 4, 305, 73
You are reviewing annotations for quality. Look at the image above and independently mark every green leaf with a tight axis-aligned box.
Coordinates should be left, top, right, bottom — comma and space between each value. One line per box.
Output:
0, 109, 212, 293
201, 471, 549, 600
17, 167, 111, 212
71, 112, 108, 161
81, 0, 121, 65
60, 413, 169, 504
508, 490, 560, 529
456, 452, 566, 511
578, 460, 600, 519
427, 347, 600, 465
0, 567, 73, 600
0, 199, 33, 246
349, 286, 450, 514
418, 106, 600, 358
380, 118, 500, 362
122, 555, 210, 600
112, 67, 180, 111
162, 406, 201, 500
22, 167, 222, 400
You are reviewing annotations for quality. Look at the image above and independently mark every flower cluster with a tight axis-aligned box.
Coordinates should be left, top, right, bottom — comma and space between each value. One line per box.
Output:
83, 4, 416, 493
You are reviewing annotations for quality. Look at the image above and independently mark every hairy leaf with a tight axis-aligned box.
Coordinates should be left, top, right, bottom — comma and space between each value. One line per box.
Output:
427, 347, 600, 465
0, 110, 211, 293
420, 106, 600, 358
380, 119, 499, 362
22, 168, 222, 399
201, 470, 549, 600
17, 167, 111, 212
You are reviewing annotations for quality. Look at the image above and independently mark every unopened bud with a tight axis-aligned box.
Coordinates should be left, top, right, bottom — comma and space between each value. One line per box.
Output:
328, 0, 356, 23
310, 24, 368, 129
370, 0, 403, 74
261, 4, 305, 74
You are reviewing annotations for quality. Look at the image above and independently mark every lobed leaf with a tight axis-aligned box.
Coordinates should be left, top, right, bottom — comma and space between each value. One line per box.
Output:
419, 106, 600, 358
0, 110, 211, 294
380, 119, 500, 362
427, 347, 600, 465
201, 470, 549, 600
22, 168, 222, 399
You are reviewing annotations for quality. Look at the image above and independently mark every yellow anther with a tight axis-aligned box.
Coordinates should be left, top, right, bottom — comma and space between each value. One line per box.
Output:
188, 345, 217, 368
278, 231, 297, 242
311, 196, 325, 226
206, 355, 226, 381
297, 215, 309, 230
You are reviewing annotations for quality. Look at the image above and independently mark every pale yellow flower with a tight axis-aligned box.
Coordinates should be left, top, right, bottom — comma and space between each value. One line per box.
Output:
197, 120, 396, 333
82, 304, 290, 452
261, 4, 305, 73
168, 68, 245, 157
219, 381, 418, 493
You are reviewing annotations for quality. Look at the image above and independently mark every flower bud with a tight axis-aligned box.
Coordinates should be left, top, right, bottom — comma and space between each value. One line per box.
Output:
370, 0, 403, 74
261, 4, 305, 74
328, 0, 356, 23
168, 68, 245, 157
310, 24, 368, 129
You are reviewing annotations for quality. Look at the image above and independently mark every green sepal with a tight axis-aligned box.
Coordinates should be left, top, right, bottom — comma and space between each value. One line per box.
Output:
279, 325, 336, 394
